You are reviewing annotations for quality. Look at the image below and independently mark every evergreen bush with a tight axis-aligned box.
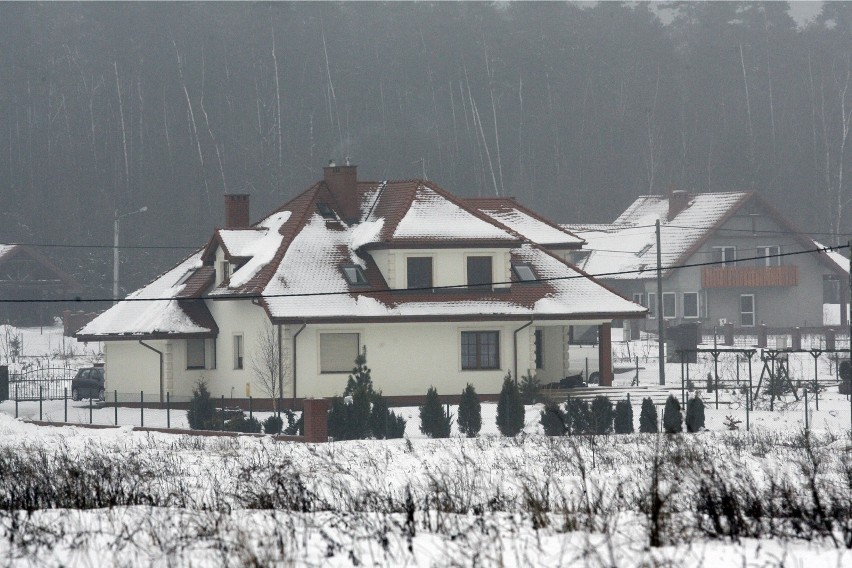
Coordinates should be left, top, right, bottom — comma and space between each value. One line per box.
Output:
419, 386, 451, 438
590, 395, 614, 435
263, 414, 283, 435
685, 395, 705, 433
613, 399, 634, 434
283, 409, 303, 435
457, 383, 482, 437
540, 402, 567, 436
368, 392, 407, 439
566, 398, 591, 435
519, 373, 542, 405
496, 373, 525, 437
328, 387, 372, 441
224, 413, 262, 433
639, 397, 658, 433
662, 395, 683, 433
187, 380, 217, 430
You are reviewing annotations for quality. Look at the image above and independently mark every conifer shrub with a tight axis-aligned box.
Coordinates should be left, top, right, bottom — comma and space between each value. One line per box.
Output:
519, 373, 542, 405
496, 373, 524, 437
224, 413, 262, 433
663, 395, 683, 433
540, 402, 567, 436
263, 414, 283, 435
420, 386, 451, 438
639, 397, 658, 433
369, 392, 407, 439
187, 380, 217, 430
686, 395, 706, 433
457, 383, 482, 437
283, 409, 303, 435
327, 387, 372, 441
566, 398, 591, 435
614, 399, 634, 434
590, 395, 614, 435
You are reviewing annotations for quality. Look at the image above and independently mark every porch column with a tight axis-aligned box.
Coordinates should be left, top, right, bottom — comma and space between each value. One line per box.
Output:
598, 323, 613, 387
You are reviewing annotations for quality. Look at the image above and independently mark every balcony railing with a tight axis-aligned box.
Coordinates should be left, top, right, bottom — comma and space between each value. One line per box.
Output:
701, 265, 798, 288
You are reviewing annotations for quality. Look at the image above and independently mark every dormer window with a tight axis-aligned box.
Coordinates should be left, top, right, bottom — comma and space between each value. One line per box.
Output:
512, 263, 537, 283
317, 202, 336, 220
341, 264, 368, 286
219, 261, 232, 283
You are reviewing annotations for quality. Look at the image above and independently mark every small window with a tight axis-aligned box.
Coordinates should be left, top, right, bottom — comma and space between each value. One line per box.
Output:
637, 244, 652, 257
233, 334, 244, 370
632, 293, 645, 307
683, 292, 699, 319
647, 292, 657, 319
662, 292, 676, 319
512, 263, 537, 283
712, 246, 737, 267
316, 202, 336, 220
823, 275, 841, 304
219, 260, 232, 284
461, 331, 500, 370
342, 265, 368, 285
466, 256, 493, 289
187, 339, 206, 370
176, 270, 195, 287
740, 294, 756, 327
755, 245, 781, 267
407, 257, 433, 289
320, 332, 360, 373
534, 329, 544, 370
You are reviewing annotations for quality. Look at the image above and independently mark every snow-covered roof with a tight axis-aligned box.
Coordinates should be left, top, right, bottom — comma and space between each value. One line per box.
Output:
563, 192, 749, 280
0, 245, 16, 261
465, 198, 585, 247
78, 174, 645, 339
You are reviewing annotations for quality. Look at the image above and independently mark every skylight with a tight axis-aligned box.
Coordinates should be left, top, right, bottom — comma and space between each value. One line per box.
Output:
341, 264, 368, 285
512, 263, 537, 283
316, 202, 336, 220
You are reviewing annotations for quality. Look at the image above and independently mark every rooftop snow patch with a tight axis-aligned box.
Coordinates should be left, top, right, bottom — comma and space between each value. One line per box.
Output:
394, 188, 516, 241
226, 211, 291, 288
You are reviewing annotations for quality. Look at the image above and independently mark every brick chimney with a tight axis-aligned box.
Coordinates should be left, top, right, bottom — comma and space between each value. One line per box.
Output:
224, 194, 250, 228
323, 159, 359, 223
668, 190, 690, 221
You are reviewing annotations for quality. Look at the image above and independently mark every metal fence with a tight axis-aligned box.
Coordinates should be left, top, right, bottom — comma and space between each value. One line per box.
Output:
9, 367, 75, 400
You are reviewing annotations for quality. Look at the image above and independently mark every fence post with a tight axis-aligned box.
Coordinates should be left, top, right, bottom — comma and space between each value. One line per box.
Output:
757, 324, 767, 348
15, 384, 18, 419
804, 388, 809, 430
64, 387, 67, 423
167, 392, 170, 429
221, 395, 225, 431
736, 355, 740, 384
249, 395, 253, 422
89, 395, 93, 424
680, 357, 685, 408
140, 391, 144, 428
114, 390, 118, 425
39, 386, 43, 421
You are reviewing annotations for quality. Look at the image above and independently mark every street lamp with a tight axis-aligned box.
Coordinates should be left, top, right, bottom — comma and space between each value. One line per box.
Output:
113, 206, 148, 303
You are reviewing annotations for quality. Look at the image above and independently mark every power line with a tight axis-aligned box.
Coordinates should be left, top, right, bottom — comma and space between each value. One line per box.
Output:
2, 243, 847, 304
2, 241, 199, 251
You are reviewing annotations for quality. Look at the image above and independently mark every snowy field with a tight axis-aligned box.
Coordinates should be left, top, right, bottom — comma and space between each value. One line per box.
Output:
0, 325, 850, 566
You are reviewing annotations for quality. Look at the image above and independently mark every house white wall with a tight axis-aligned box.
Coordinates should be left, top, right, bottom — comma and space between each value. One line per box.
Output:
370, 248, 512, 289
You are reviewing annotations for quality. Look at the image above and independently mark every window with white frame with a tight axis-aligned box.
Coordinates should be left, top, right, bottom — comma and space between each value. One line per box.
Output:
755, 245, 781, 267
632, 292, 645, 307
534, 329, 544, 370
233, 334, 244, 370
219, 261, 232, 283
647, 292, 657, 318
740, 294, 756, 326
683, 292, 699, 319
712, 246, 737, 266
461, 330, 500, 370
662, 292, 677, 319
319, 332, 360, 373
187, 338, 216, 370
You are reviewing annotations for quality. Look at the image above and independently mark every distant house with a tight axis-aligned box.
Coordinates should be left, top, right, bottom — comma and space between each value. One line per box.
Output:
0, 244, 82, 326
76, 163, 644, 405
563, 191, 849, 337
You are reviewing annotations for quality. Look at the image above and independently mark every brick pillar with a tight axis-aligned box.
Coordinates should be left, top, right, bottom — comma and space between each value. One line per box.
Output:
826, 328, 836, 351
723, 323, 734, 346
792, 327, 802, 351
302, 398, 329, 443
598, 323, 613, 387
757, 324, 767, 348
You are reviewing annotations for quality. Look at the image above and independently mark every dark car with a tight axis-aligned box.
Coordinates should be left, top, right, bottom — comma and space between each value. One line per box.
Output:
71, 367, 105, 401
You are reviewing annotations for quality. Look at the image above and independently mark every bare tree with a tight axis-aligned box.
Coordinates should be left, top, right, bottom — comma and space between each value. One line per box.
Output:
251, 321, 282, 415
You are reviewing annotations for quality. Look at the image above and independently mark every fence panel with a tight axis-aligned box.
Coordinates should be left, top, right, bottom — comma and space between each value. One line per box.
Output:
10, 367, 75, 400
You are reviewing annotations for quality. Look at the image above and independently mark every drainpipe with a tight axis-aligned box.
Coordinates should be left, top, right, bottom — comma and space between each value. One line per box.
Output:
292, 322, 307, 406
138, 340, 164, 403
513, 319, 534, 385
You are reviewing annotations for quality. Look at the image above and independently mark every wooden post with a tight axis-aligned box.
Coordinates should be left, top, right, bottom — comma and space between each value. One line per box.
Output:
598, 323, 613, 387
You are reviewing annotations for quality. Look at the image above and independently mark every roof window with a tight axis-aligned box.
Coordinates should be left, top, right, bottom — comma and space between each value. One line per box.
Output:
636, 244, 652, 257
512, 263, 538, 283
341, 264, 368, 286
317, 202, 336, 220
175, 269, 195, 286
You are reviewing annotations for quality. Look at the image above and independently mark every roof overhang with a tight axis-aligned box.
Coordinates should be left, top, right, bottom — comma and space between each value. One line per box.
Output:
270, 311, 646, 325
76, 330, 218, 342
360, 239, 523, 251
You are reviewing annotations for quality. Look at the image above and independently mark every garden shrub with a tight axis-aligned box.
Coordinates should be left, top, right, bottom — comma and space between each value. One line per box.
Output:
224, 414, 262, 434
639, 397, 658, 433
540, 402, 567, 436
519, 373, 542, 405
496, 373, 524, 437
663, 395, 683, 433
590, 395, 614, 435
420, 386, 451, 438
263, 414, 283, 435
614, 399, 634, 434
457, 383, 482, 437
686, 395, 705, 433
566, 398, 591, 435
369, 392, 407, 439
187, 380, 217, 430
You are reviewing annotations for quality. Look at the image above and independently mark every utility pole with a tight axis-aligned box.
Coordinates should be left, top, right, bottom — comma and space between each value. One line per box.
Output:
657, 219, 665, 385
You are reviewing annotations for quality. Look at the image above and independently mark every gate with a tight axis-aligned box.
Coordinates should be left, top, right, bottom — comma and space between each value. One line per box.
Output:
9, 367, 75, 400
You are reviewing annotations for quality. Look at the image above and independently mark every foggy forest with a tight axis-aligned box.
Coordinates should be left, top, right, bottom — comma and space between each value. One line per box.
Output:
1, 1, 850, 298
